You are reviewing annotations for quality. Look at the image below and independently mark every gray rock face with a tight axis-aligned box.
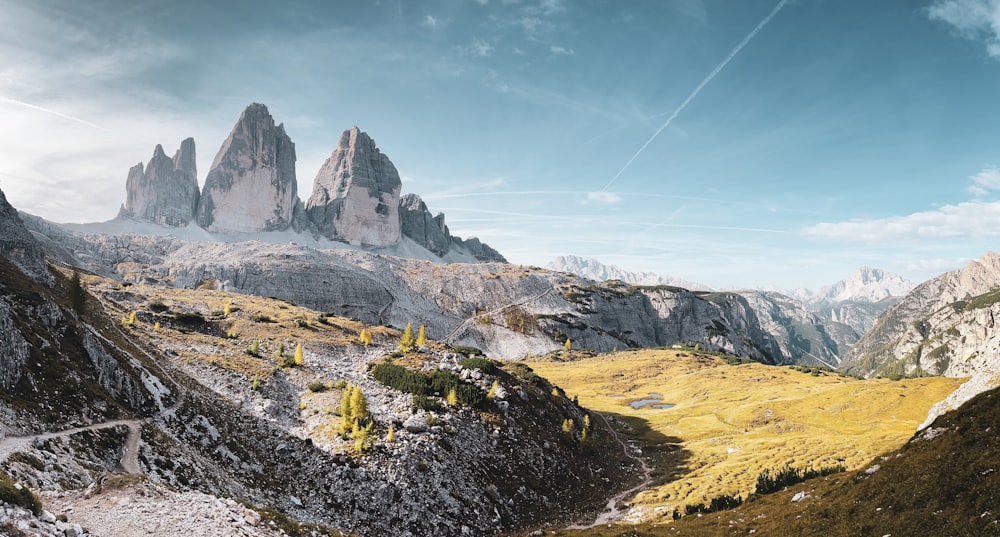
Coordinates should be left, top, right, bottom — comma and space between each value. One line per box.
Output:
120, 138, 199, 226
306, 127, 402, 246
197, 103, 298, 233
399, 193, 451, 257
841, 252, 1000, 378
0, 301, 30, 390
547, 254, 712, 291
0, 187, 49, 283
737, 290, 859, 367
452, 236, 507, 263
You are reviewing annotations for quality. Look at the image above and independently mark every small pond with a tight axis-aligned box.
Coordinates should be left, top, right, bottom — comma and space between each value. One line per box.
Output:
628, 393, 674, 410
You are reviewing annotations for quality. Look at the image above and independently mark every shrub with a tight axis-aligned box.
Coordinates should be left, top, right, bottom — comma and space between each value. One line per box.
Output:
307, 382, 328, 393
459, 356, 496, 373
253, 314, 275, 323
413, 395, 442, 412
173, 311, 205, 325
452, 345, 483, 357
755, 464, 846, 495
684, 493, 743, 515
372, 363, 484, 408
0, 472, 41, 515
247, 341, 261, 358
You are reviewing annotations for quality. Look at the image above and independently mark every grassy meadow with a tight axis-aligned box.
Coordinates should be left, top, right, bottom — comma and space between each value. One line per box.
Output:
528, 348, 964, 522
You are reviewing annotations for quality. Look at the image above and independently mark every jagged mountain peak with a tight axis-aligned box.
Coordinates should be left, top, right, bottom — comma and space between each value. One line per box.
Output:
811, 266, 915, 305
546, 255, 712, 291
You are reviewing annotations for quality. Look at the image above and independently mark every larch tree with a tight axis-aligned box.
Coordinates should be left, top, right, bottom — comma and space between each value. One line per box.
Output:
294, 343, 304, 366
399, 322, 415, 352
416, 325, 427, 347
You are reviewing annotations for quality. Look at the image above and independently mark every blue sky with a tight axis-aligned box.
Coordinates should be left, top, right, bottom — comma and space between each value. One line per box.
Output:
2, 0, 1000, 290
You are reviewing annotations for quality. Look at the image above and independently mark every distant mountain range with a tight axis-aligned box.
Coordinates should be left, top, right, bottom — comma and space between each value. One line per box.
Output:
548, 256, 915, 309
546, 255, 713, 291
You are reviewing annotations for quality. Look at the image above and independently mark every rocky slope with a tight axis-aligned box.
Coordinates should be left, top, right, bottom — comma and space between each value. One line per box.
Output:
547, 255, 711, 291
841, 252, 1000, 378
118, 139, 199, 227
0, 196, 640, 536
22, 229, 787, 363
0, 188, 50, 285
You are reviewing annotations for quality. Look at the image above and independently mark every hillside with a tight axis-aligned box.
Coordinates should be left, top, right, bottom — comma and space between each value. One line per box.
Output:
0, 200, 640, 536
527, 349, 961, 525
545, 382, 1000, 537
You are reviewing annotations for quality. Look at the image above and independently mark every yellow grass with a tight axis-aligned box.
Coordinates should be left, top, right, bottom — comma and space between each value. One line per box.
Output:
529, 349, 964, 520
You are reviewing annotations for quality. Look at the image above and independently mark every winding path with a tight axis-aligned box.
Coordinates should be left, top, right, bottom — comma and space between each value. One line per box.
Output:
0, 419, 143, 474
566, 412, 654, 529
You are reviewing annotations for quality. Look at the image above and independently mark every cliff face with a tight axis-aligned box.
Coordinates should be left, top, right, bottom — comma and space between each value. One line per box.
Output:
197, 103, 300, 233
0, 187, 49, 284
841, 252, 1000, 379
120, 138, 199, 226
306, 126, 402, 246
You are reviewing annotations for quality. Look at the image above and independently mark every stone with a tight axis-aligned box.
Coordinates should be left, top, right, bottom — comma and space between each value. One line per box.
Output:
40, 510, 56, 524
119, 138, 199, 226
305, 126, 402, 247
244, 509, 261, 526
403, 414, 428, 434
197, 103, 299, 233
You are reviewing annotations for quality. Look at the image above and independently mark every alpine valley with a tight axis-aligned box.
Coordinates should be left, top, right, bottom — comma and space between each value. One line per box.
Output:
3, 103, 1000, 537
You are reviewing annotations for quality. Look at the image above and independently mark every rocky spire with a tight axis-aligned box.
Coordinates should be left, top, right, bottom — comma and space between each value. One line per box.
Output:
399, 193, 451, 257
120, 138, 199, 226
305, 126, 402, 247
197, 103, 299, 233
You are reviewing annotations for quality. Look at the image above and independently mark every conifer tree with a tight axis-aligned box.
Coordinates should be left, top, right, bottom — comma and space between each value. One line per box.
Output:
564, 338, 572, 351
294, 343, 304, 366
416, 325, 427, 347
446, 387, 459, 407
224, 301, 233, 317
358, 328, 373, 347
350, 386, 369, 421
399, 322, 415, 352
128, 311, 138, 326
387, 423, 395, 443
68, 270, 86, 313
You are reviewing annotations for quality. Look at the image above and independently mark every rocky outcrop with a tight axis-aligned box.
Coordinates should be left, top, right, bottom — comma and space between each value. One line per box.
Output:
306, 127, 401, 246
0, 187, 49, 283
452, 236, 507, 263
119, 138, 199, 226
399, 193, 451, 257
197, 103, 299, 233
841, 252, 1000, 378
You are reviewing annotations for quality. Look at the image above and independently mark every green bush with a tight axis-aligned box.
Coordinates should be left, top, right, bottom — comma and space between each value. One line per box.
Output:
452, 345, 484, 357
307, 382, 328, 393
412, 395, 442, 412
173, 311, 205, 325
755, 464, 846, 495
459, 356, 496, 373
372, 363, 484, 408
148, 300, 169, 313
253, 314, 275, 323
684, 493, 743, 515
0, 472, 41, 515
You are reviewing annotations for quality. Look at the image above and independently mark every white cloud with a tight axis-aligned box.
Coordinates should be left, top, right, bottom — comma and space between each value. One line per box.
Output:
928, 0, 1000, 57
549, 45, 574, 55
967, 165, 1000, 197
587, 191, 622, 203
459, 38, 494, 57
803, 199, 1000, 242
421, 15, 440, 28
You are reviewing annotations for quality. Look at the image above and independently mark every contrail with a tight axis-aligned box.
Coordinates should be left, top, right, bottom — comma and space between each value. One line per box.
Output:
0, 95, 109, 131
602, 0, 789, 191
